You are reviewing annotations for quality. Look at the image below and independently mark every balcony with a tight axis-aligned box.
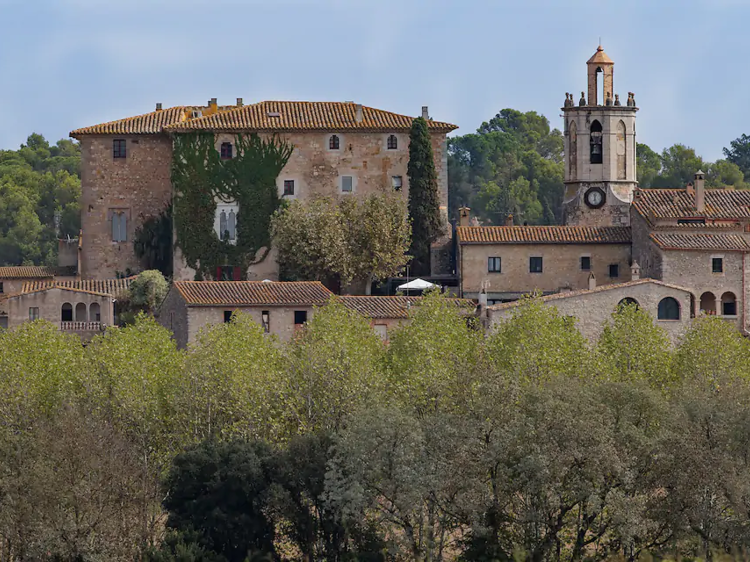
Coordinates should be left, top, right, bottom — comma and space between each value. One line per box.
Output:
60, 321, 105, 332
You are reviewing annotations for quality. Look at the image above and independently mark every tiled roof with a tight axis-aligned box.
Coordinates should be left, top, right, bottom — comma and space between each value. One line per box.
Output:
174, 281, 333, 306
0, 265, 76, 279
633, 188, 750, 220
22, 276, 136, 298
649, 232, 750, 252
165, 101, 458, 133
1, 285, 112, 301
457, 226, 631, 244
487, 278, 694, 311
70, 106, 196, 137
338, 296, 475, 319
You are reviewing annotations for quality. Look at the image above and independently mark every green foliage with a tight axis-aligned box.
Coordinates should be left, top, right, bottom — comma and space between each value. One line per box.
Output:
134, 203, 173, 277
636, 142, 661, 188
129, 269, 170, 312
723, 132, 750, 179
408, 116, 444, 274
172, 133, 293, 279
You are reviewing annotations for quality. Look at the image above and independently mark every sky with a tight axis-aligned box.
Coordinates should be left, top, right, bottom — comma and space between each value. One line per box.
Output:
0, 0, 748, 160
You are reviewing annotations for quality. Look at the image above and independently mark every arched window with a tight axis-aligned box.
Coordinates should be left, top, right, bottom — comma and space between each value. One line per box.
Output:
616, 120, 626, 180
220, 142, 233, 160
657, 297, 680, 320
219, 210, 228, 240
61, 302, 73, 322
590, 120, 603, 164
569, 121, 577, 179
227, 210, 236, 241
387, 134, 398, 150
75, 303, 87, 322
90, 302, 101, 322
721, 291, 737, 316
618, 297, 639, 310
700, 291, 716, 315
329, 135, 340, 150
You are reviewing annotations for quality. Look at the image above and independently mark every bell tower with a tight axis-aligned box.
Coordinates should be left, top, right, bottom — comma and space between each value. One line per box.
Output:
562, 46, 638, 227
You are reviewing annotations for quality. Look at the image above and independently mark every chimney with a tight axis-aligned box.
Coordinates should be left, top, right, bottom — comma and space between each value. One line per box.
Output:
505, 214, 514, 227
421, 105, 429, 120
236, 97, 243, 107
458, 207, 471, 227
355, 104, 363, 123
155, 102, 163, 111
588, 272, 596, 291
695, 170, 705, 213
631, 260, 641, 281
478, 285, 488, 310
209, 98, 218, 108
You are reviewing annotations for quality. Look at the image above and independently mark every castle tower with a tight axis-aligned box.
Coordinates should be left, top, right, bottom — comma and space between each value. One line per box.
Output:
562, 46, 638, 227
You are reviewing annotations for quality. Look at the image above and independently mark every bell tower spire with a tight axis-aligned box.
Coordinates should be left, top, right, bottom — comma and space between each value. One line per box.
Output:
561, 45, 638, 227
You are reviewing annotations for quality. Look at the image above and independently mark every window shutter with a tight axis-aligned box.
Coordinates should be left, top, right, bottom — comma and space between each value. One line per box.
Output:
112, 213, 119, 241
216, 266, 222, 281
233, 266, 241, 281
121, 213, 127, 242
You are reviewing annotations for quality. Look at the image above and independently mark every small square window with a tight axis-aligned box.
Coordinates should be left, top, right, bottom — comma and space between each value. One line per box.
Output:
224, 310, 234, 323
294, 310, 308, 325
261, 310, 270, 333
329, 135, 340, 150
392, 176, 403, 191
580, 256, 591, 271
712, 257, 723, 273
488, 257, 501, 273
530, 257, 543, 273
220, 142, 233, 160
283, 180, 295, 196
113, 139, 126, 159
387, 135, 398, 150
609, 264, 620, 278
341, 176, 353, 193
29, 307, 39, 321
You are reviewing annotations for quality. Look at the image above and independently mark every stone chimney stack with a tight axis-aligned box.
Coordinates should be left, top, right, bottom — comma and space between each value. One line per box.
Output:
421, 106, 429, 120
355, 104, 363, 123
458, 207, 471, 227
236, 98, 243, 107
631, 260, 641, 281
155, 102, 162, 111
588, 272, 597, 290
695, 170, 706, 213
505, 214, 514, 226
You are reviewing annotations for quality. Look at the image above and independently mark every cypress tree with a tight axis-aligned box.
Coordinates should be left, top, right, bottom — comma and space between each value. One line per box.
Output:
407, 116, 443, 275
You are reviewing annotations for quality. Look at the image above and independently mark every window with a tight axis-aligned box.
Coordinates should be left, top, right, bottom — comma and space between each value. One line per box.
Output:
341, 175, 353, 193
215, 200, 239, 243
224, 310, 233, 323
283, 180, 295, 196
387, 135, 398, 150
590, 120, 603, 164
392, 176, 403, 191
373, 324, 388, 340
0, 282, 3, 294
261, 310, 270, 333
29, 307, 39, 321
90, 302, 101, 322
488, 257, 502, 273
329, 135, 340, 150
75, 303, 87, 322
657, 297, 680, 320
580, 256, 591, 271
529, 256, 543, 273
0, 316, 7, 330
294, 310, 308, 325
111, 210, 127, 242
220, 142, 233, 160
113, 139, 126, 159
608, 264, 619, 278
217, 266, 238, 281
721, 292, 737, 316
618, 297, 639, 309
712, 257, 723, 273
61, 303, 73, 322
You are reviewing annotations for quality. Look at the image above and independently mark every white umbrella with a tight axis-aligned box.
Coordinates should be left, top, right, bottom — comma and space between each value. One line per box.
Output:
397, 278, 437, 291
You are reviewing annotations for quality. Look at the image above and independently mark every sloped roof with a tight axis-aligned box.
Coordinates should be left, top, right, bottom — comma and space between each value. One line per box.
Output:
1, 285, 112, 302
174, 281, 333, 306
456, 226, 631, 244
165, 101, 457, 133
487, 278, 693, 312
633, 188, 750, 220
0, 265, 76, 279
338, 296, 475, 319
587, 45, 614, 65
649, 232, 750, 252
22, 276, 136, 298
70, 106, 198, 137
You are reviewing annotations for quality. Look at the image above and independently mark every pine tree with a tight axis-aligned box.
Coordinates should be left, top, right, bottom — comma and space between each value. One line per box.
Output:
407, 116, 443, 275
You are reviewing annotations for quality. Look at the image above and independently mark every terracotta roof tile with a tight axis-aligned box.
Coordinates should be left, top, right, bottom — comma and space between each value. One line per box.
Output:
338, 296, 475, 319
487, 278, 694, 311
2, 285, 112, 300
457, 226, 631, 244
165, 101, 457, 133
649, 232, 750, 251
174, 281, 333, 306
22, 276, 136, 298
70, 106, 196, 137
0, 265, 76, 279
633, 188, 750, 220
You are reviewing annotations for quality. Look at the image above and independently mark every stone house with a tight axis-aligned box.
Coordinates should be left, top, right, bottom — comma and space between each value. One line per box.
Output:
0, 265, 77, 296
70, 101, 457, 281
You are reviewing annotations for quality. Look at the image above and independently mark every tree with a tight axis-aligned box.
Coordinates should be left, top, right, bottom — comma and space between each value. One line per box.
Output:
636, 142, 661, 188
408, 116, 444, 275
272, 193, 410, 293
134, 204, 173, 277
723, 132, 750, 180
706, 159, 747, 189
651, 144, 705, 188
129, 269, 170, 313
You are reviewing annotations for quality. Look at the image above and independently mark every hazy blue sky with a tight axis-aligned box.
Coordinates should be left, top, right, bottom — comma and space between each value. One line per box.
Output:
0, 0, 746, 160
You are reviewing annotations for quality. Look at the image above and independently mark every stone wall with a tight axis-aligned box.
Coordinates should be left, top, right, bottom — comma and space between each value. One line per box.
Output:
459, 242, 631, 300
1, 288, 112, 329
487, 281, 693, 343
562, 182, 633, 227
79, 136, 173, 279
629, 210, 663, 278
157, 287, 190, 348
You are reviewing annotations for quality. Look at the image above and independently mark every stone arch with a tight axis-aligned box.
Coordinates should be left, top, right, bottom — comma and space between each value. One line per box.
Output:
721, 291, 737, 316
329, 134, 340, 150
90, 302, 101, 322
75, 302, 87, 322
616, 120, 626, 180
590, 120, 603, 164
569, 120, 577, 179
658, 297, 680, 320
61, 302, 73, 322
618, 297, 639, 309
700, 291, 716, 315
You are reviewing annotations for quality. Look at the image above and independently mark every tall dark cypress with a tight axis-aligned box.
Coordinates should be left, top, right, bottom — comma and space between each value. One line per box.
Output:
407, 117, 443, 275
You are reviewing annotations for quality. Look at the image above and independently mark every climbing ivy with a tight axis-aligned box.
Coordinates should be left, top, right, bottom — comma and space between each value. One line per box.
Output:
171, 132, 293, 279
134, 203, 173, 278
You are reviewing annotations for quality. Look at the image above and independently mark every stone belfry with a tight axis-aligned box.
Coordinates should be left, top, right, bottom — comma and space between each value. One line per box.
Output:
562, 46, 638, 226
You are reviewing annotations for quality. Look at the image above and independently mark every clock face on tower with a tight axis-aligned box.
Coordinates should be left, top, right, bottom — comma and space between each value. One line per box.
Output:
584, 187, 606, 209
